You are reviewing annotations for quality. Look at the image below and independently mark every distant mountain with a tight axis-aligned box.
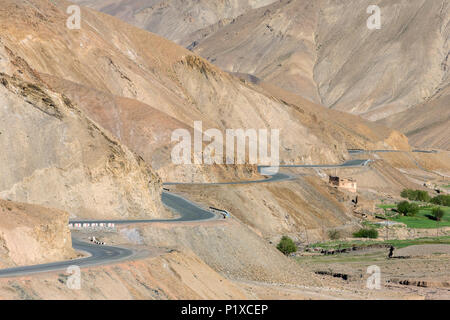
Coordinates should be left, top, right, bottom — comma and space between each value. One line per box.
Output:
76, 0, 449, 149
72, 0, 278, 45
378, 84, 450, 150
1, 0, 409, 189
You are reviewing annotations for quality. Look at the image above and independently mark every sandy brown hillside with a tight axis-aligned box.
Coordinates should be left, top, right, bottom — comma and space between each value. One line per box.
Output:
72, 0, 278, 46
378, 84, 450, 150
191, 0, 322, 104
313, 0, 449, 121
194, 0, 449, 121
76, 0, 449, 148
0, 71, 163, 220
0, 0, 410, 234
257, 81, 411, 152
0, 0, 412, 184
0, 199, 76, 268
75, 0, 322, 103
80, 0, 449, 121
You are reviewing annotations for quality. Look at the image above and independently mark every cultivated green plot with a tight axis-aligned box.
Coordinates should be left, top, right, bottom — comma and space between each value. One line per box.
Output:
307, 236, 450, 251
389, 206, 450, 229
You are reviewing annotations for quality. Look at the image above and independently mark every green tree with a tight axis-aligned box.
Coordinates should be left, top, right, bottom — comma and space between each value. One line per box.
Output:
397, 201, 411, 215
407, 203, 419, 216
400, 189, 430, 202
400, 189, 414, 199
277, 236, 297, 255
397, 201, 419, 216
432, 207, 445, 221
431, 195, 450, 207
416, 190, 431, 202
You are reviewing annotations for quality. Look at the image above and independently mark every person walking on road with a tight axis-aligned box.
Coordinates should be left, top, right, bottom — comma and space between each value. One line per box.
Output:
388, 246, 395, 259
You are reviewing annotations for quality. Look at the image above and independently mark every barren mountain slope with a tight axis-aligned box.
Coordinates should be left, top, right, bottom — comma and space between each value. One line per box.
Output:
0, 199, 76, 268
0, 0, 412, 185
0, 246, 375, 300
0, 249, 250, 299
38, 74, 195, 180
0, 71, 163, 220
72, 0, 278, 46
0, 0, 343, 175
378, 84, 450, 150
76, 0, 322, 103
194, 0, 449, 121
170, 177, 358, 242
115, 220, 323, 286
79, 0, 449, 125
313, 0, 449, 121
193, 0, 321, 103
258, 81, 411, 151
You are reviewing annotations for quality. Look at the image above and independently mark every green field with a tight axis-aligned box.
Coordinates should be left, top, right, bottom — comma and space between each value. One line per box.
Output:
377, 204, 396, 209
389, 206, 450, 228
377, 203, 450, 229
307, 236, 450, 250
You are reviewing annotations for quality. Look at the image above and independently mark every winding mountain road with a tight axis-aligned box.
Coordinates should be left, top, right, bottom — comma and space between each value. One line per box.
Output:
0, 192, 216, 278
0, 159, 370, 278
0, 239, 134, 278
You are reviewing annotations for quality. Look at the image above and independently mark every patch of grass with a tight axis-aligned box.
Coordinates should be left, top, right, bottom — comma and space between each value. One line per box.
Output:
389, 206, 450, 228
362, 221, 382, 229
353, 228, 378, 238
307, 236, 450, 251
297, 251, 383, 264
377, 204, 396, 209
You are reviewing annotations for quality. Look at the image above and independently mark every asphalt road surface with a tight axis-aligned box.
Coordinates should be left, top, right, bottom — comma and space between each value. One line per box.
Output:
0, 193, 216, 278
164, 171, 293, 186
164, 160, 369, 186
0, 158, 370, 278
0, 238, 133, 278
269, 159, 370, 168
348, 149, 437, 154
71, 192, 216, 225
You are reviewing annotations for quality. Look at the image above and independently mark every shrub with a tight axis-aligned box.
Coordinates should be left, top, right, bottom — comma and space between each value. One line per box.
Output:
277, 236, 297, 255
353, 228, 378, 239
416, 190, 431, 202
400, 189, 415, 199
397, 201, 419, 216
328, 229, 341, 240
431, 195, 450, 207
431, 207, 445, 221
397, 201, 410, 214
400, 189, 430, 202
406, 203, 419, 216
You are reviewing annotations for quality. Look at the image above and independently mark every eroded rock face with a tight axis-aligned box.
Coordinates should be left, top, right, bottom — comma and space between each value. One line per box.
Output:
0, 199, 75, 268
0, 73, 163, 220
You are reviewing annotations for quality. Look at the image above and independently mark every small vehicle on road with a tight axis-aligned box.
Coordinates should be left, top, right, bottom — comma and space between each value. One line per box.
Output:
209, 207, 231, 219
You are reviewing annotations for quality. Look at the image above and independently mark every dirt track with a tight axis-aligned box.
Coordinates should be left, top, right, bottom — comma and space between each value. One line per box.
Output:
396, 244, 450, 257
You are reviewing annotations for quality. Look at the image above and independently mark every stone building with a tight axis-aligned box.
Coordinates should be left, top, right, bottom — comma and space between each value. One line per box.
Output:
329, 176, 357, 193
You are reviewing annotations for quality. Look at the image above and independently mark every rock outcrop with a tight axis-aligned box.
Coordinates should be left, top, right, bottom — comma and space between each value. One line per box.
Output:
0, 72, 163, 220
0, 199, 75, 268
